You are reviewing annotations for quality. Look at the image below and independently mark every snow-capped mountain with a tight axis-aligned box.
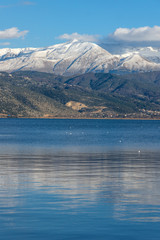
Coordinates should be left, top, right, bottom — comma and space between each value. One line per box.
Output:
0, 40, 119, 75
115, 54, 160, 72
1, 40, 160, 75
114, 46, 160, 64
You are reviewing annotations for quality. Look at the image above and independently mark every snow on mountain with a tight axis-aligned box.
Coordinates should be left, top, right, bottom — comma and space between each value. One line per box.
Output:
101, 44, 160, 73
137, 47, 160, 64
0, 40, 119, 75
116, 53, 160, 72
118, 46, 160, 63
1, 40, 160, 75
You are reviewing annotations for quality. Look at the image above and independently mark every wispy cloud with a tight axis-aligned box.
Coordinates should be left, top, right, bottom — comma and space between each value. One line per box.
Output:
0, 42, 10, 46
0, 1, 35, 8
58, 32, 100, 42
108, 26, 160, 42
0, 4, 12, 8
0, 27, 28, 40
21, 1, 35, 6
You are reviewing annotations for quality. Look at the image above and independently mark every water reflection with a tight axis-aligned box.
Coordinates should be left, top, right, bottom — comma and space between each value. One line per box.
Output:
0, 151, 160, 222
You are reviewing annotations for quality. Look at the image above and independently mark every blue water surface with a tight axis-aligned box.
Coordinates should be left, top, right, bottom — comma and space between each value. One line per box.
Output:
0, 119, 160, 240
0, 118, 160, 152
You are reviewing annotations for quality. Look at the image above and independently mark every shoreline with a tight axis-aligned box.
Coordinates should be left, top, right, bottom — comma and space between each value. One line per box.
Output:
0, 116, 160, 120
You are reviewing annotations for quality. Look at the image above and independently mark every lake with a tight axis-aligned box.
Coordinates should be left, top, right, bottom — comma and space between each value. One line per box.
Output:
0, 119, 160, 240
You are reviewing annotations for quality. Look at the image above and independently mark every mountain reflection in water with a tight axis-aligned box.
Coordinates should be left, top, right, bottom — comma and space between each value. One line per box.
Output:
0, 119, 160, 240
0, 151, 160, 223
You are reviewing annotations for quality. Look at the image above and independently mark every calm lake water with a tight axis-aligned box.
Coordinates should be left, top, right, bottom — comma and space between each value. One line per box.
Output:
0, 119, 160, 240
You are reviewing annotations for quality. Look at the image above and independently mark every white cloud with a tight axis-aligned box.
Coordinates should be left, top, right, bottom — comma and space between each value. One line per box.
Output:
58, 32, 100, 42
0, 42, 10, 46
109, 26, 160, 42
0, 27, 28, 40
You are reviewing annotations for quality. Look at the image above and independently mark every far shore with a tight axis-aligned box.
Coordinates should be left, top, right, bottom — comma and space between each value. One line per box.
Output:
0, 116, 160, 120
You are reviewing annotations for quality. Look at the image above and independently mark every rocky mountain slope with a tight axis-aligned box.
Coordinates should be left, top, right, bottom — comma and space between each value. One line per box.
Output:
0, 40, 118, 75
1, 40, 160, 75
0, 71, 160, 119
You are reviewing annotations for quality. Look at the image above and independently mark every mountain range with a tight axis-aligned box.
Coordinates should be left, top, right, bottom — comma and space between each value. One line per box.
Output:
0, 40, 160, 119
1, 40, 160, 75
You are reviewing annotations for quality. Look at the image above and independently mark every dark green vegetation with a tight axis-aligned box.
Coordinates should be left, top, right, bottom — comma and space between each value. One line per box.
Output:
0, 71, 160, 118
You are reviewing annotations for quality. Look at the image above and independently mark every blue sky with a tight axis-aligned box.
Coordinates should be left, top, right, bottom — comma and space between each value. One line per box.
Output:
1, 0, 160, 48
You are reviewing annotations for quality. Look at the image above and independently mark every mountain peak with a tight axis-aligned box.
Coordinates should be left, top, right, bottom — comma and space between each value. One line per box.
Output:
0, 41, 117, 75
70, 38, 80, 43
1, 42, 160, 75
